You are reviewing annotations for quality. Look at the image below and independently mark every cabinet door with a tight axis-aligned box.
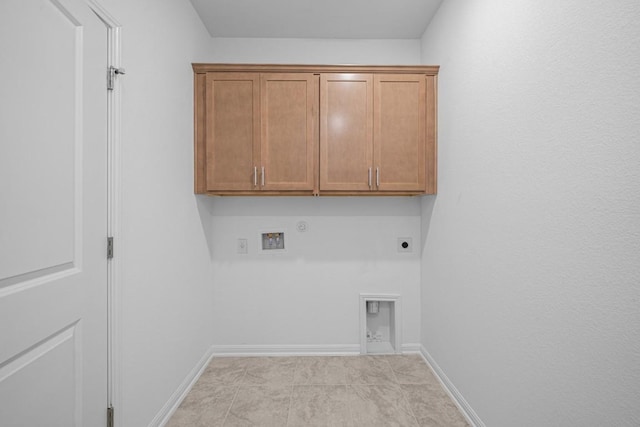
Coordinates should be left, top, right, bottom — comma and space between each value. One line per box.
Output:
261, 73, 317, 191
320, 73, 373, 191
205, 73, 260, 191
374, 74, 426, 192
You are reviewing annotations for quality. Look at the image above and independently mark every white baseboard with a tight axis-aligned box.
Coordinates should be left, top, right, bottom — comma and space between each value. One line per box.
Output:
152, 346, 216, 427
401, 343, 422, 353
211, 343, 423, 357
419, 345, 485, 427
211, 344, 361, 356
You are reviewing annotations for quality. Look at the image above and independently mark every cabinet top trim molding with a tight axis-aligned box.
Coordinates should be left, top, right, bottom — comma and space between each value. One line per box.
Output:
192, 63, 439, 75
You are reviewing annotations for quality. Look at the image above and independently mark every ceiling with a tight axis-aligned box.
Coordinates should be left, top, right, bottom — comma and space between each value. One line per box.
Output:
189, 0, 443, 39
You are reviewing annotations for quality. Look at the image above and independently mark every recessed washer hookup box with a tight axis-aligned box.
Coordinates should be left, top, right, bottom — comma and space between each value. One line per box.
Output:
262, 232, 284, 250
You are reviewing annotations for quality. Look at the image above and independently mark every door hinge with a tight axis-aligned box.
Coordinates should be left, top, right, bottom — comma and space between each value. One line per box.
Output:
107, 66, 125, 91
107, 406, 114, 427
107, 237, 114, 259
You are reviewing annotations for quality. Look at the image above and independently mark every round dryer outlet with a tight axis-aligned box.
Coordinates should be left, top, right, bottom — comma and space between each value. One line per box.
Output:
397, 237, 412, 253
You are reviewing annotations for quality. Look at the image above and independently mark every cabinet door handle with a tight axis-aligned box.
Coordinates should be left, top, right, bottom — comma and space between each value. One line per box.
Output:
261, 166, 265, 187
368, 168, 372, 188
254, 166, 258, 186
376, 167, 380, 188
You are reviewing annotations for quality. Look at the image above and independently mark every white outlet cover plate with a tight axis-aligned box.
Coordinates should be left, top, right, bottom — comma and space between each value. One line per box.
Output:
237, 238, 248, 254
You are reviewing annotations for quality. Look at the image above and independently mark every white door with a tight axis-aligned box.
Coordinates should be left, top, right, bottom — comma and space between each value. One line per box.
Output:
0, 0, 109, 425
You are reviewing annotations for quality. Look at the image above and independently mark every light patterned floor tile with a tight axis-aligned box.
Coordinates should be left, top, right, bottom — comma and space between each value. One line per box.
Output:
294, 356, 348, 385
344, 355, 397, 385
288, 385, 354, 426
166, 355, 470, 427
201, 357, 249, 385
400, 384, 469, 427
386, 354, 440, 385
349, 384, 418, 427
224, 385, 292, 426
241, 356, 298, 385
165, 384, 237, 427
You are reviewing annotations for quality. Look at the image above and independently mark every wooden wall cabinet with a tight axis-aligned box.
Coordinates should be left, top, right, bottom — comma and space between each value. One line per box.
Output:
200, 72, 259, 192
320, 73, 373, 192
195, 70, 317, 195
261, 73, 318, 192
194, 64, 438, 196
374, 74, 428, 193
319, 73, 434, 193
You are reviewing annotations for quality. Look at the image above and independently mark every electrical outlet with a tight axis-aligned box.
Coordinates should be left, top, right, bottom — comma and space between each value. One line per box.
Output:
397, 237, 412, 253
237, 238, 248, 254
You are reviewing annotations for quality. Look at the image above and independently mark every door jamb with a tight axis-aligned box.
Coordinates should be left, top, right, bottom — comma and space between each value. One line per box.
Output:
86, 0, 122, 423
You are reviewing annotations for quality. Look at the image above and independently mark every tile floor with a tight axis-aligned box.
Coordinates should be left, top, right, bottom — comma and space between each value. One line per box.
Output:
167, 354, 469, 427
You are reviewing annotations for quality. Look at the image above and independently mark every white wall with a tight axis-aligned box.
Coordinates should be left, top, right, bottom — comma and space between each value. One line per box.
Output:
209, 37, 421, 64
420, 1, 640, 426
210, 198, 421, 352
205, 40, 423, 353
99, 1, 214, 426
